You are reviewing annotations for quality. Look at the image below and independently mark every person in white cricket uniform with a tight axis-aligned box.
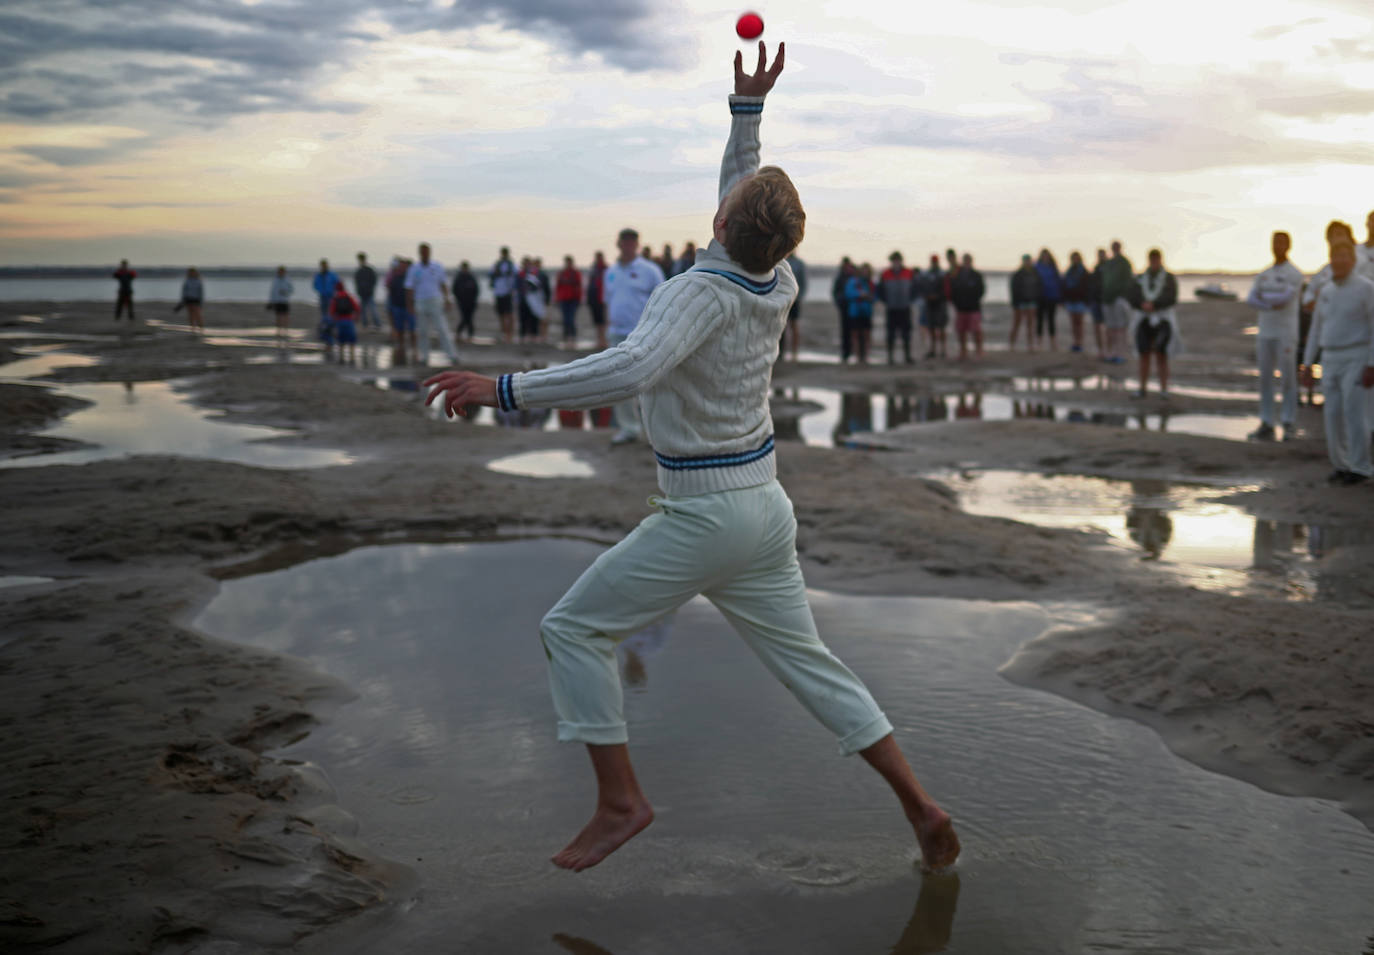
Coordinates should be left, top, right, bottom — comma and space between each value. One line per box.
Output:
404, 242, 460, 365
1245, 231, 1304, 441
602, 228, 665, 444
1300, 239, 1374, 485
422, 42, 960, 876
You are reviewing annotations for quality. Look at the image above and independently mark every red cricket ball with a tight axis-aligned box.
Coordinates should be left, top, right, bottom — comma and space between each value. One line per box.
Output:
736, 12, 764, 40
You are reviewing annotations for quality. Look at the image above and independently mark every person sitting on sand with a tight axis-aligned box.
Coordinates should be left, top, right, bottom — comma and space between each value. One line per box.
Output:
1300, 238, 1374, 486
421, 41, 960, 875
1128, 249, 1182, 399
327, 282, 361, 364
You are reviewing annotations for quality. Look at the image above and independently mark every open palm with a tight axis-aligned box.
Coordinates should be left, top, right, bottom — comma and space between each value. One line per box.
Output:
735, 41, 785, 97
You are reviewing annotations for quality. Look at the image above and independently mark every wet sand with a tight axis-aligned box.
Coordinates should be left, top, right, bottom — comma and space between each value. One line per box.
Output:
2, 297, 1372, 952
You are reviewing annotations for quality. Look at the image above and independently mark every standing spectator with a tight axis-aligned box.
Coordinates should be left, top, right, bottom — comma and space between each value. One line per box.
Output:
1061, 251, 1091, 353
945, 248, 960, 277
452, 261, 479, 341
328, 281, 361, 363
1128, 248, 1182, 399
354, 253, 380, 332
490, 246, 518, 343
556, 255, 583, 348
1034, 249, 1062, 351
1100, 240, 1135, 364
515, 256, 536, 343
951, 252, 986, 361
178, 267, 204, 334
313, 259, 340, 323
783, 252, 807, 362
112, 259, 136, 322
657, 244, 675, 278
534, 258, 552, 342
603, 227, 664, 443
845, 262, 875, 364
1009, 254, 1041, 351
1090, 248, 1109, 358
833, 257, 855, 363
267, 266, 293, 340
1246, 231, 1304, 441
405, 242, 459, 365
878, 251, 915, 365
387, 257, 416, 357
922, 254, 949, 359
586, 251, 609, 350
675, 241, 698, 277
1300, 238, 1374, 485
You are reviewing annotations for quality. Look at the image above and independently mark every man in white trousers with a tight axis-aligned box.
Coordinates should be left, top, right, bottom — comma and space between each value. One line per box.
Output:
405, 242, 460, 365
1246, 231, 1304, 441
1301, 239, 1374, 485
423, 42, 960, 875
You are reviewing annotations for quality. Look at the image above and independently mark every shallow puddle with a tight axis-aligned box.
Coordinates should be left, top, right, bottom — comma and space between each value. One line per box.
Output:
0, 380, 354, 470
195, 540, 1374, 954
487, 450, 595, 478
0, 575, 54, 588
942, 469, 1371, 602
0, 344, 100, 380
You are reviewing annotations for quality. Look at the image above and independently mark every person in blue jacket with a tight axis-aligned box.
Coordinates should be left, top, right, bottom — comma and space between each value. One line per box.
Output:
845, 263, 876, 364
1034, 249, 1062, 351
312, 259, 340, 323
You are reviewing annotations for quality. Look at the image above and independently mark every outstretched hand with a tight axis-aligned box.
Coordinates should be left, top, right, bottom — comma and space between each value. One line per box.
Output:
734, 40, 784, 97
423, 370, 498, 418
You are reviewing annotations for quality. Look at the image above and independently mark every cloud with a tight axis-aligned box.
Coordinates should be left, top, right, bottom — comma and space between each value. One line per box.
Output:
16, 139, 152, 167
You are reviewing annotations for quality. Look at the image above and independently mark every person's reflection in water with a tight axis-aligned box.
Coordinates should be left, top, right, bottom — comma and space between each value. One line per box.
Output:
771, 386, 804, 443
1125, 480, 1173, 560
122, 380, 136, 404
617, 616, 674, 690
360, 340, 378, 370
917, 394, 948, 422
1252, 518, 1297, 573
954, 392, 982, 420
889, 872, 961, 954
887, 393, 915, 428
833, 391, 874, 446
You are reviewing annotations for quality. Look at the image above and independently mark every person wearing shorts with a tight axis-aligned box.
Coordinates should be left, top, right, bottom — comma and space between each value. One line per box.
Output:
1128, 248, 1181, 398
1009, 254, 1040, 351
586, 251, 609, 350
491, 247, 517, 343
328, 283, 360, 363
950, 252, 985, 360
386, 257, 416, 358
267, 266, 293, 339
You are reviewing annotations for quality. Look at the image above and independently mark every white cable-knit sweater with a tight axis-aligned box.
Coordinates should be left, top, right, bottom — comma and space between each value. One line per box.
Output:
496, 94, 798, 496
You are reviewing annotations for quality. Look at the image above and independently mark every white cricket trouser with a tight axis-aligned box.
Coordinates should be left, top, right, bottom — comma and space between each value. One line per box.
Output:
539, 479, 894, 754
1256, 335, 1297, 427
606, 332, 641, 437
1320, 345, 1372, 476
414, 297, 459, 362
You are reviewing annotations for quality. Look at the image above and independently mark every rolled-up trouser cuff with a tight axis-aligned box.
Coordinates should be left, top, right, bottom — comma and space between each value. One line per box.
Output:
837, 714, 893, 756
557, 720, 629, 746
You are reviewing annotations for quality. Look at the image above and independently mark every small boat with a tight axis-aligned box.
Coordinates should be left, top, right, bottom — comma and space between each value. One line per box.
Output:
1195, 283, 1238, 302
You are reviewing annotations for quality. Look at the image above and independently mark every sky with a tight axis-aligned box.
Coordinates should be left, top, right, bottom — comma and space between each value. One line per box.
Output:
0, 0, 1371, 272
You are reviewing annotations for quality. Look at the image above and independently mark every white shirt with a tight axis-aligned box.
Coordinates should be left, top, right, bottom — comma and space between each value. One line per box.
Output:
404, 260, 448, 301
491, 259, 517, 296
1247, 260, 1303, 340
1303, 273, 1374, 367
604, 258, 664, 337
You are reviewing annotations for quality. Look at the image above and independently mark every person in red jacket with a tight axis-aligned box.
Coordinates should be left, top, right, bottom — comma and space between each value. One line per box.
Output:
112, 259, 137, 321
328, 282, 361, 363
556, 255, 584, 348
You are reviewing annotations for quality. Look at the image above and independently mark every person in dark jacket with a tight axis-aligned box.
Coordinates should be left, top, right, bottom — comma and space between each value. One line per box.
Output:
844, 263, 875, 364
921, 255, 950, 359
386, 257, 416, 357
113, 259, 137, 321
452, 261, 480, 341
1090, 248, 1108, 358
1061, 251, 1091, 353
586, 251, 608, 350
355, 253, 380, 331
1009, 255, 1041, 351
1034, 249, 1062, 351
878, 251, 916, 364
1128, 248, 1181, 399
950, 253, 986, 361
833, 256, 855, 362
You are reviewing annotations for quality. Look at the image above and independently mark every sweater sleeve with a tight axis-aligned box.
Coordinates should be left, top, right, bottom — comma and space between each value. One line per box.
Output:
1302, 303, 1324, 366
503, 279, 725, 411
720, 95, 765, 205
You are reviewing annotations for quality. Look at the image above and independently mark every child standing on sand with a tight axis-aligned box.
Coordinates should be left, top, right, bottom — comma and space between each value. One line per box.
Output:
423, 42, 960, 875
328, 283, 360, 364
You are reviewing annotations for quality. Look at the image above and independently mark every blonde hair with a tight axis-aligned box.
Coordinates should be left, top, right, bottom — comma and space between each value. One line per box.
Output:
723, 166, 806, 274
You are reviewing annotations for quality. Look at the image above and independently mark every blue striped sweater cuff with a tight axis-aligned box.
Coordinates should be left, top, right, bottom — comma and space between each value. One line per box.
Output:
730, 102, 764, 115
497, 373, 518, 411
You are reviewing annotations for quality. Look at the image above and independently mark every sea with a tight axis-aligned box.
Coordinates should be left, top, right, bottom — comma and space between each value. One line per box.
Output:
0, 266, 1256, 307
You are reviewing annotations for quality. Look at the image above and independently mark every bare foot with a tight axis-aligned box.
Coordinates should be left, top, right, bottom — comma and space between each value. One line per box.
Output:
914, 808, 961, 872
551, 799, 654, 872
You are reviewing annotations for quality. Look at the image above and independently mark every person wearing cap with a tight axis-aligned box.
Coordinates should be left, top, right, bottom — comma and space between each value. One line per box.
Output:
601, 227, 665, 444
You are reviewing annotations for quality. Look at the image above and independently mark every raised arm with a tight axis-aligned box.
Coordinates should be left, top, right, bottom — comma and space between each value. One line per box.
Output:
719, 41, 785, 205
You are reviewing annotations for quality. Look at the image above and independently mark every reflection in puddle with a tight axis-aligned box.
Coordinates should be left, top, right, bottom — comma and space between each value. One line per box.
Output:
943, 469, 1372, 602
0, 380, 354, 470
772, 384, 1261, 448
194, 540, 1374, 954
487, 450, 595, 479
0, 575, 55, 588
0, 344, 100, 380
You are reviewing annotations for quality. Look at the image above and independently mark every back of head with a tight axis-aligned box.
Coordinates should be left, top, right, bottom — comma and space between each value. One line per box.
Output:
723, 166, 805, 274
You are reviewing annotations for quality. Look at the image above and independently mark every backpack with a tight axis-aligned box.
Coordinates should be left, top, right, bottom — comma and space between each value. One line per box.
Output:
333, 294, 355, 318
